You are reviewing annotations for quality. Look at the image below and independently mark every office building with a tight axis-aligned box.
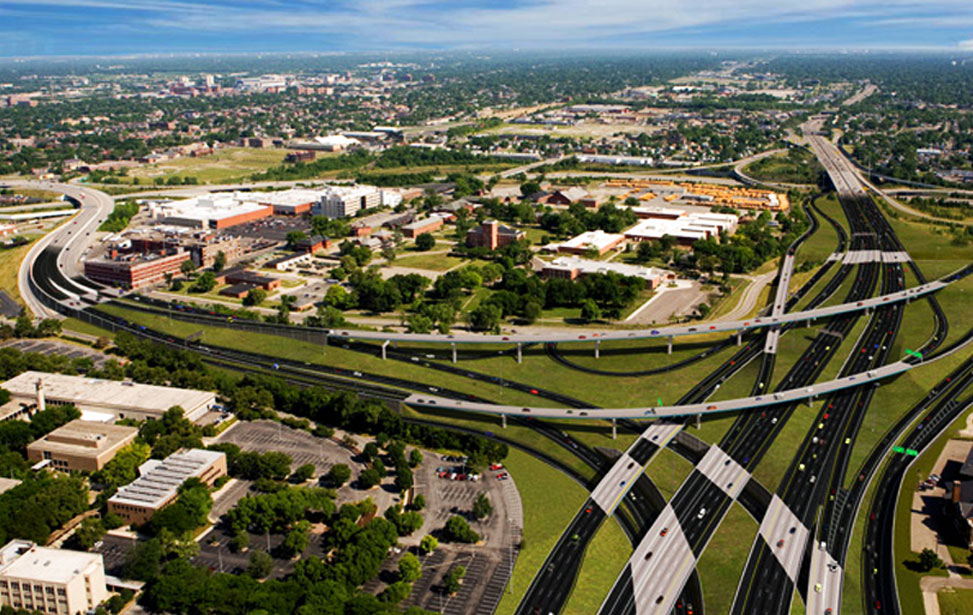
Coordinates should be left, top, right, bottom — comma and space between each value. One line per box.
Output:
83, 250, 190, 290
108, 449, 227, 525
557, 230, 626, 256
27, 420, 138, 473
311, 185, 383, 219
466, 220, 525, 251
0, 539, 108, 615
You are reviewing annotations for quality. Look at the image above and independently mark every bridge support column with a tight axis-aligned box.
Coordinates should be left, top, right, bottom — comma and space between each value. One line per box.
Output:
501, 414, 507, 429
807, 319, 811, 328
595, 340, 600, 359
323, 335, 328, 348
393, 340, 398, 349
451, 343, 457, 364
696, 414, 701, 430
611, 418, 617, 440
517, 343, 522, 364
736, 330, 742, 346
668, 336, 673, 355
381, 340, 389, 360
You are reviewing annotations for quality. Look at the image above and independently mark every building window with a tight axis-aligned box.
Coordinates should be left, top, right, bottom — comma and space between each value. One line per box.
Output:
56, 589, 65, 597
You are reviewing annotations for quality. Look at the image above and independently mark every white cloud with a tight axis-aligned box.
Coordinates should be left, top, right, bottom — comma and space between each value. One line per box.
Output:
959, 39, 973, 49
7, 0, 973, 48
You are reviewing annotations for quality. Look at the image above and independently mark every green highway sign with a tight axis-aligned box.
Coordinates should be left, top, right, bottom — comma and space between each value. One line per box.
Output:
905, 349, 923, 359
905, 448, 919, 456
892, 446, 905, 454
657, 397, 663, 406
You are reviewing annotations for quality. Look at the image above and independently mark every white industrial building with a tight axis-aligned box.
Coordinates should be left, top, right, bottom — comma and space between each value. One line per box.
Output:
147, 194, 272, 229
556, 230, 627, 256
624, 211, 739, 247
0, 540, 108, 615
0, 371, 216, 424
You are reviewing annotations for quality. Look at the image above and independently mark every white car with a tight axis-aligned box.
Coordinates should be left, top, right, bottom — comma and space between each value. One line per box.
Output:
697, 508, 707, 519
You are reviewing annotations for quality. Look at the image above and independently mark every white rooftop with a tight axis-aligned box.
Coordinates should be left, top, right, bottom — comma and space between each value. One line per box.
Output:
0, 540, 102, 584
546, 256, 671, 282
109, 449, 225, 510
559, 230, 625, 252
154, 193, 270, 223
2, 371, 214, 418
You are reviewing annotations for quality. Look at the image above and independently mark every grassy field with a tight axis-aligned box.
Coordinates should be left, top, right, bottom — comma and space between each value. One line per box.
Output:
644, 446, 694, 501
938, 588, 973, 614
0, 234, 40, 308
61, 317, 112, 339
796, 199, 841, 267
494, 448, 588, 615
561, 517, 631, 615
769, 326, 822, 391
743, 150, 823, 184
707, 277, 748, 321
697, 503, 759, 615
392, 252, 465, 272
125, 147, 288, 184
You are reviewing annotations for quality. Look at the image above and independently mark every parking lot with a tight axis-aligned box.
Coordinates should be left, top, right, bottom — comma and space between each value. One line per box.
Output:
1, 339, 110, 366
214, 419, 356, 475
224, 216, 311, 243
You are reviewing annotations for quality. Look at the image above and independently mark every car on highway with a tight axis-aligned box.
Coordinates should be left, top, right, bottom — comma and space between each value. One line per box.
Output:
777, 539, 785, 548
814, 583, 822, 593
660, 527, 668, 537
696, 508, 706, 519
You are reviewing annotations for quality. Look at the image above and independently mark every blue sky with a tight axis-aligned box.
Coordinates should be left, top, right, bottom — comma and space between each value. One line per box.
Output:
0, 0, 971, 57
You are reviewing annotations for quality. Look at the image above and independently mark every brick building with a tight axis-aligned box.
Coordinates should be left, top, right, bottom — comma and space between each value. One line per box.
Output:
84, 251, 191, 289
466, 220, 525, 251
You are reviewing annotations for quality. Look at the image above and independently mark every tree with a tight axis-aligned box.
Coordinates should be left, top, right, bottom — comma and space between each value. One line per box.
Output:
395, 466, 414, 492
359, 467, 382, 489
398, 552, 422, 583
406, 314, 433, 334
192, 271, 217, 293
243, 288, 267, 306
580, 299, 601, 323
409, 494, 426, 511
281, 520, 311, 557
363, 442, 379, 462
212, 251, 226, 272
247, 550, 274, 579
419, 534, 439, 555
442, 565, 466, 595
468, 303, 502, 333
520, 180, 542, 197
918, 548, 944, 572
473, 493, 493, 520
381, 580, 412, 604
522, 299, 542, 324
286, 230, 307, 247
70, 517, 106, 550
444, 515, 480, 543
179, 259, 197, 277
415, 233, 436, 251
327, 464, 351, 487
291, 463, 315, 483
408, 449, 423, 468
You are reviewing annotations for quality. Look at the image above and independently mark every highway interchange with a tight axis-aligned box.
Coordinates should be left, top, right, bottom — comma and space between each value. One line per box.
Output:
8, 125, 973, 615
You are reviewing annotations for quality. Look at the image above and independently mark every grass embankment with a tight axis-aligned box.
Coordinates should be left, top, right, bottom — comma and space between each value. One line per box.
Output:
697, 503, 760, 615
495, 448, 588, 615
561, 517, 631, 615
707, 276, 749, 320
0, 235, 38, 307
644, 446, 694, 501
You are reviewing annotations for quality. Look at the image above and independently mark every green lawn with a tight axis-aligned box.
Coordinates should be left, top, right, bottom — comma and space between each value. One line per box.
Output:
61, 317, 112, 339
561, 517, 631, 615
751, 398, 821, 488
938, 588, 973, 614
743, 151, 823, 184
707, 277, 748, 321
495, 448, 588, 615
769, 326, 821, 391
693, 413, 739, 445
697, 503, 759, 615
644, 446, 694, 501
797, 201, 841, 267
125, 147, 288, 184
392, 252, 466, 272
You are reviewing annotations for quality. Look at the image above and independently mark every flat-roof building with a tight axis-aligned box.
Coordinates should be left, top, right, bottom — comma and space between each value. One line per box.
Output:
542, 256, 672, 289
84, 250, 191, 289
108, 449, 227, 525
26, 419, 138, 473
624, 211, 738, 247
149, 195, 273, 230
401, 215, 445, 238
0, 539, 108, 615
311, 185, 383, 219
1, 371, 216, 424
557, 230, 626, 256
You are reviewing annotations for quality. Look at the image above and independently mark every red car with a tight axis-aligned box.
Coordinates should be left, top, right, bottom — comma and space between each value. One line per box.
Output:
490, 463, 504, 471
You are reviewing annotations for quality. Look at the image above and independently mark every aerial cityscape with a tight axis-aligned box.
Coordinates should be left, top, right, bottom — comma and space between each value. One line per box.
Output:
0, 3, 972, 615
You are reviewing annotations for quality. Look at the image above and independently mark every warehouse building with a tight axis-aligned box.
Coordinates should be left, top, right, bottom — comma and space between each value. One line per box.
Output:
401, 215, 445, 238
0, 539, 108, 615
0, 371, 216, 423
149, 195, 273, 230
108, 449, 227, 525
27, 419, 138, 473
